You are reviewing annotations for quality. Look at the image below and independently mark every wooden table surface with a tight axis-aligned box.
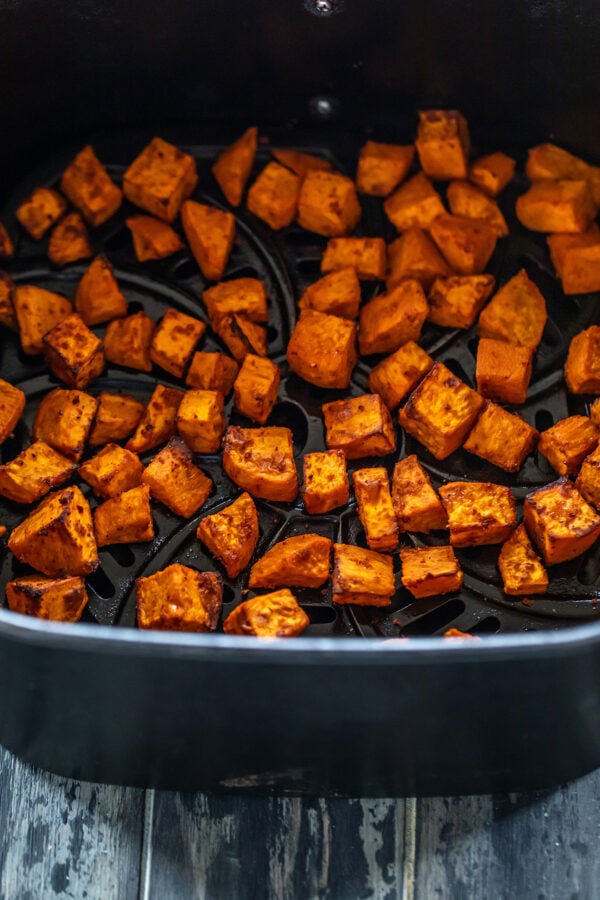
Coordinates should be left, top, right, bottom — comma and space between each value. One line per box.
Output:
2, 746, 599, 899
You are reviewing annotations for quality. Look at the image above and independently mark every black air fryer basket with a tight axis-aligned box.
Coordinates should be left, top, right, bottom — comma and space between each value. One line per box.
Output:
0, 0, 599, 796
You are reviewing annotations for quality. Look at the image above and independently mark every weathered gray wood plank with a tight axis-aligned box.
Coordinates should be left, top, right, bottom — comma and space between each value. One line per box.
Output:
0, 746, 144, 900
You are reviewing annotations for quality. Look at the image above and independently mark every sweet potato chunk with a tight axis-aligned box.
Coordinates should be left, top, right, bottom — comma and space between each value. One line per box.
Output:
212, 126, 258, 207
33, 388, 98, 461
538, 415, 599, 476
526, 143, 600, 204
203, 278, 268, 324
6, 575, 88, 622
352, 467, 398, 552
297, 170, 361, 237
60, 145, 122, 226
78, 443, 144, 499
478, 269, 547, 351
386, 228, 453, 291
126, 214, 184, 261
222, 426, 298, 502
185, 351, 239, 394
287, 309, 357, 389
428, 274, 495, 329
176, 389, 226, 453
298, 267, 361, 319
564, 326, 600, 394
429, 213, 497, 275
75, 255, 127, 326
321, 237, 387, 280
142, 436, 213, 517
576, 443, 600, 511
516, 180, 597, 233
384, 172, 445, 232
524, 478, 600, 565
447, 180, 509, 236
547, 227, 600, 295
323, 394, 396, 459
469, 152, 516, 197
391, 455, 447, 533
368, 340, 434, 410
476, 338, 533, 406
213, 313, 267, 362
88, 392, 144, 446
0, 442, 75, 503
93, 484, 154, 546
233, 354, 280, 424
16, 187, 67, 240
247, 162, 300, 229
47, 212, 92, 267
181, 200, 235, 281
0, 379, 25, 445
400, 546, 463, 599
439, 481, 517, 547
13, 284, 72, 356
8, 485, 99, 576
248, 533, 332, 589
356, 141, 414, 196
223, 589, 309, 637
137, 564, 222, 632
591, 398, 600, 427
150, 308, 206, 378
498, 525, 549, 596
463, 401, 538, 473
123, 137, 198, 222
0, 272, 17, 331
43, 313, 105, 389
331, 543, 394, 607
272, 148, 332, 177
415, 109, 470, 180
196, 492, 259, 578
126, 385, 184, 454
358, 279, 428, 356
104, 310, 155, 372
302, 449, 349, 514
0, 222, 14, 260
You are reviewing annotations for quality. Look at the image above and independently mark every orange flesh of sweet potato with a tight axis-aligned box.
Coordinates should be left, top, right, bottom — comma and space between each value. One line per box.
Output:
16, 187, 67, 240
88, 392, 145, 446
368, 340, 434, 410
498, 524, 549, 595
126, 385, 184, 454
123, 137, 197, 222
13, 284, 72, 355
286, 309, 357, 389
248, 533, 332, 589
0, 222, 14, 260
150, 308, 206, 378
516, 179, 597, 233
428, 274, 495, 329
176, 389, 226, 453
323, 394, 396, 459
332, 543, 394, 606
196, 492, 259, 578
439, 481, 517, 546
564, 326, 600, 394
298, 267, 361, 319
297, 170, 361, 237
590, 398, 600, 427
400, 545, 463, 599
6, 575, 87, 622
302, 449, 349, 514
538, 415, 599, 476
478, 269, 547, 350
93, 483, 154, 546
386, 228, 453, 291
476, 337, 533, 405
212, 126, 258, 207
43, 313, 105, 389
576, 443, 600, 511
547, 225, 600, 295
526, 143, 600, 204
524, 478, 600, 565
78, 443, 144, 499
0, 441, 75, 503
352, 467, 398, 552
181, 200, 235, 281
47, 212, 92, 266
469, 152, 515, 197
356, 141, 415, 196
429, 213, 497, 275
222, 425, 298, 502
462, 401, 539, 473
185, 351, 239, 394
223, 589, 309, 637
142, 436, 213, 517
391, 454, 447, 532
60, 145, 122, 226
136, 563, 222, 631
233, 354, 280, 424
0, 379, 26, 444
126, 214, 184, 261
75, 255, 127, 326
415, 109, 470, 180
358, 279, 428, 355
247, 161, 300, 229
272, 148, 332, 178
321, 237, 387, 280
104, 310, 155, 372
447, 180, 509, 236
384, 172, 445, 231
203, 278, 268, 324
0, 272, 17, 331
213, 313, 267, 362
32, 388, 98, 461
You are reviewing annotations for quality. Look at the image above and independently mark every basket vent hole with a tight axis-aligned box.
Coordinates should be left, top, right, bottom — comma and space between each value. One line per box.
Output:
127, 300, 145, 314
222, 585, 236, 604
267, 402, 308, 452
535, 409, 554, 431
87, 567, 116, 599
401, 598, 465, 635
267, 325, 279, 343
470, 616, 501, 634
106, 545, 136, 568
443, 358, 472, 386
304, 605, 337, 624
172, 258, 200, 280
465, 453, 486, 472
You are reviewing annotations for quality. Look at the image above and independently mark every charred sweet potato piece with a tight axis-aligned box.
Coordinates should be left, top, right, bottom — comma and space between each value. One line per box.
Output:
352, 467, 398, 552
33, 389, 98, 461
391, 455, 447, 533
16, 187, 67, 240
0, 272, 17, 331
0, 222, 14, 260
428, 274, 495, 330
524, 478, 600, 565
78, 443, 144, 499
223, 589, 309, 637
248, 533, 332, 589
368, 340, 434, 410
212, 126, 258, 207
142, 436, 213, 517
123, 137, 198, 222
516, 180, 597, 233
476, 338, 533, 405
176, 389, 226, 453
302, 449, 349, 514
386, 228, 453, 291
547, 226, 600, 295
150, 308, 206, 378
478, 269, 547, 351
222, 425, 298, 502
233, 354, 280, 424
356, 141, 415, 196
298, 267, 361, 319
247, 162, 300, 229
6, 575, 88, 622
203, 278, 268, 324
415, 109, 470, 180
88, 392, 145, 446
126, 385, 184, 454
576, 443, 600, 511
331, 543, 394, 606
439, 481, 517, 547
125, 214, 184, 262
564, 326, 600, 394
0, 379, 26, 445
384, 172, 445, 232
185, 351, 239, 394
181, 200, 235, 282
447, 180, 509, 236
94, 484, 154, 546
272, 148, 332, 177
8, 485, 99, 576
60, 145, 122, 226
74, 255, 127, 326
47, 212, 92, 267
498, 524, 549, 596
213, 313, 267, 362
429, 213, 497, 275
104, 310, 155, 372
297, 170, 361, 237
43, 313, 105, 389
400, 546, 463, 599
287, 309, 357, 389
469, 152, 516, 197
196, 492, 259, 578
136, 564, 222, 632
538, 415, 599, 476
323, 394, 396, 459
0, 441, 75, 503
358, 279, 428, 356
13, 284, 72, 355
463, 402, 538, 473
321, 237, 387, 280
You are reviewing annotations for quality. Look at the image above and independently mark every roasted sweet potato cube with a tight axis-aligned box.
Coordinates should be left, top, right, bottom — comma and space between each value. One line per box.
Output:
248, 533, 332, 589
526, 143, 600, 204
356, 141, 415, 196
0, 442, 75, 503
302, 450, 349, 514
429, 213, 497, 275
203, 278, 268, 324
478, 269, 547, 351
136, 564, 222, 632
392, 455, 447, 532
524, 478, 600, 565
104, 310, 155, 372
547, 226, 600, 295
428, 274, 495, 329
74, 255, 127, 326
78, 443, 144, 499
47, 212, 92, 267
591, 399, 600, 427
16, 187, 67, 240
8, 485, 99, 576
399, 362, 484, 460
565, 326, 600, 394
247, 162, 300, 229
386, 228, 453, 291
0, 526, 6, 538
287, 309, 356, 389
415, 110, 470, 181
352, 467, 398, 552
93, 484, 154, 546
181, 200, 235, 281
185, 351, 239, 394
13, 284, 72, 355
331, 543, 395, 606
88, 392, 145, 446
142, 437, 213, 517
463, 401, 538, 472
43, 313, 105, 389
196, 492, 259, 578
33, 389, 98, 461
126, 214, 184, 262
126, 385, 183, 454
60, 145, 122, 226
150, 308, 206, 378
223, 589, 309, 637
576, 443, 600, 511
384, 172, 445, 232
213, 313, 267, 362
469, 152, 516, 197
498, 524, 549, 596
439, 481, 517, 547
176, 389, 226, 453
6, 575, 88, 622
233, 354, 280, 424
0, 379, 25, 445
358, 279, 428, 356
367, 340, 434, 410
297, 170, 361, 237
323, 394, 396, 459
447, 180, 508, 236
212, 126, 258, 207
321, 237, 387, 280
516, 180, 597, 233
272, 148, 332, 177
0, 222, 13, 260
0, 272, 17, 331
538, 415, 599, 476
400, 546, 463, 599
298, 267, 361, 319
123, 137, 198, 222
222, 426, 298, 502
